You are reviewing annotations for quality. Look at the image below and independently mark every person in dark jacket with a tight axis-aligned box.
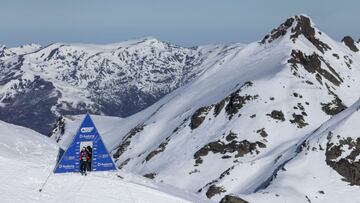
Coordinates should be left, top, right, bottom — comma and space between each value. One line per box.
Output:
79, 147, 89, 175
86, 146, 92, 171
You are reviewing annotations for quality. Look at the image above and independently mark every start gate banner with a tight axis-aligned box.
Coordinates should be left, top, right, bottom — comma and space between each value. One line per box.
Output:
54, 114, 116, 173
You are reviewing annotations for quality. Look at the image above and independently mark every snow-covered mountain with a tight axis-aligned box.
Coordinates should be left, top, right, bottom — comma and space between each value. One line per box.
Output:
0, 37, 243, 134
50, 14, 360, 202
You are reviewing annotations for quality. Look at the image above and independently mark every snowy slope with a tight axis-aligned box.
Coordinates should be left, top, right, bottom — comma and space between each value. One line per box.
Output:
0, 37, 244, 134
0, 120, 212, 203
48, 14, 360, 202
240, 98, 360, 203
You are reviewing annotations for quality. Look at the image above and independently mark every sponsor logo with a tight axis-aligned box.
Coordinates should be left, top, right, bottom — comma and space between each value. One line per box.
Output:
80, 127, 94, 133
79, 134, 95, 139
59, 164, 75, 169
97, 163, 113, 167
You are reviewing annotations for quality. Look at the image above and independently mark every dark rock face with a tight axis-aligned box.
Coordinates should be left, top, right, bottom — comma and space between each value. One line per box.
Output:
143, 172, 157, 179
256, 128, 268, 137
206, 185, 226, 199
213, 81, 257, 120
342, 36, 359, 52
260, 17, 294, 44
194, 139, 266, 166
290, 113, 308, 128
321, 100, 346, 115
214, 100, 226, 117
267, 110, 285, 121
260, 15, 331, 54
288, 50, 342, 86
290, 15, 331, 53
321, 92, 346, 116
222, 82, 256, 118
326, 134, 360, 185
190, 106, 212, 129
219, 195, 249, 203
188, 81, 256, 130
225, 93, 258, 120
225, 131, 238, 141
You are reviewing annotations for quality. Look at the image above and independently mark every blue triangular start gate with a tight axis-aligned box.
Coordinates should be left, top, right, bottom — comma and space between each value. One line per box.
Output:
54, 114, 116, 173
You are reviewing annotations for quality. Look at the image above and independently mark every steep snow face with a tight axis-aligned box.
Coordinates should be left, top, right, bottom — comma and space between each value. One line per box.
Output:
0, 120, 212, 203
0, 37, 244, 134
240, 98, 360, 203
46, 15, 360, 201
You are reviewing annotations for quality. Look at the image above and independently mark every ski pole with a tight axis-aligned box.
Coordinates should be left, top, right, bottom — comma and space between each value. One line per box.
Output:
39, 148, 62, 192
39, 171, 52, 192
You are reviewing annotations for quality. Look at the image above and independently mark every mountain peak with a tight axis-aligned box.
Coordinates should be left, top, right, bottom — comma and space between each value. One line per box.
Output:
0, 44, 15, 58
290, 14, 316, 39
261, 14, 331, 53
0, 45, 6, 57
133, 36, 164, 46
260, 16, 294, 44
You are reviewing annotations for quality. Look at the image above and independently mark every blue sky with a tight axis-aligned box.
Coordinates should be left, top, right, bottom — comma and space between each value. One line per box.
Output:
0, 0, 359, 47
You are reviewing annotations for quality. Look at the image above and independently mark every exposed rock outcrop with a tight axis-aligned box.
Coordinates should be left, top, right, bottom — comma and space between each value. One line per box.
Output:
219, 195, 249, 203
267, 110, 285, 121
342, 36, 359, 52
194, 139, 266, 166
326, 134, 360, 185
288, 50, 342, 86
206, 185, 226, 199
190, 106, 212, 129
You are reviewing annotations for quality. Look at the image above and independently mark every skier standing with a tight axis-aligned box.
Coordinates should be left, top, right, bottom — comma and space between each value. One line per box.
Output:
79, 147, 89, 175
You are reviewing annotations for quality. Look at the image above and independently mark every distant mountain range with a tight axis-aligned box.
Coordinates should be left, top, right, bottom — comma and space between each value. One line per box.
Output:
0, 37, 243, 134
